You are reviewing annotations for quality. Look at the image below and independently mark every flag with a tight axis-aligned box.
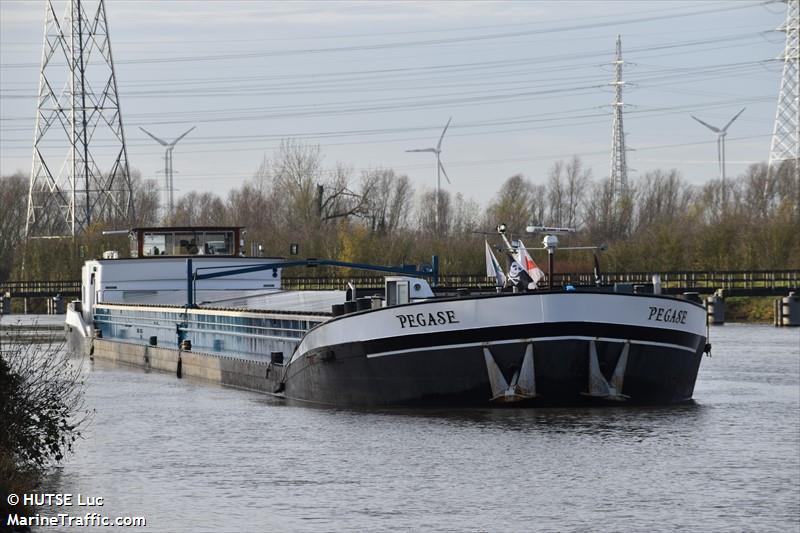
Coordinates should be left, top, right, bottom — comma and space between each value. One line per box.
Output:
516, 239, 545, 288
485, 240, 507, 287
505, 253, 534, 289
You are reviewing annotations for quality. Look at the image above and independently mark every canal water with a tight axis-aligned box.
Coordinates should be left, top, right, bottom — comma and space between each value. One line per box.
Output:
36, 324, 800, 532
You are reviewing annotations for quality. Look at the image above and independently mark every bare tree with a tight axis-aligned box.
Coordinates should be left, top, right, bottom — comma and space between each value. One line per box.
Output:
0, 329, 90, 468
450, 192, 481, 235
529, 183, 547, 226
544, 156, 589, 229
173, 191, 226, 226
563, 156, 590, 229
486, 174, 532, 231
361, 168, 414, 233
583, 177, 616, 244
132, 177, 160, 227
416, 189, 451, 235
635, 169, 692, 230
0, 173, 27, 280
319, 163, 372, 222
546, 160, 565, 227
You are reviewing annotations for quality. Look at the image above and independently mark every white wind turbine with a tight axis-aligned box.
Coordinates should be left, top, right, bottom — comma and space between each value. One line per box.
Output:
691, 108, 745, 207
140, 126, 196, 220
406, 117, 452, 232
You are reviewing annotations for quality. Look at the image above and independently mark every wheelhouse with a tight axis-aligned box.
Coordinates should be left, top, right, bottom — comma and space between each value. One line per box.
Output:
129, 226, 244, 257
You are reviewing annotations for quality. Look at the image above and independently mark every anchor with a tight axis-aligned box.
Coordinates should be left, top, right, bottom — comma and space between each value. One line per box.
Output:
582, 339, 630, 401
484, 343, 537, 403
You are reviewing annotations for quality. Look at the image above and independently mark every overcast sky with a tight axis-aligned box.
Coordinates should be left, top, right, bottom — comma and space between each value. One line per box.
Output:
0, 0, 788, 207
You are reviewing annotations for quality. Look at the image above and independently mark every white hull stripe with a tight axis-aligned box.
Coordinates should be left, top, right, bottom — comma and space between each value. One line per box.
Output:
365, 335, 698, 359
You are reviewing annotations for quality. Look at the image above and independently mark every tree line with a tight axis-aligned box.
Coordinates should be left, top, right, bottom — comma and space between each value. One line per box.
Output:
1, 140, 798, 281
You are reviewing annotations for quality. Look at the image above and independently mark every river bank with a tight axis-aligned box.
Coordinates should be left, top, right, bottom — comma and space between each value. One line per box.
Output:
725, 296, 781, 323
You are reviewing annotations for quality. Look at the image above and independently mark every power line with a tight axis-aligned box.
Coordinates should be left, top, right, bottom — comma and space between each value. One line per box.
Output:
0, 1, 750, 46
0, 3, 772, 70
0, 95, 773, 154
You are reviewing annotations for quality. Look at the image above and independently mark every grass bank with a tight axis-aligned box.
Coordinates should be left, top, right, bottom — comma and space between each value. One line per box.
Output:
724, 296, 776, 323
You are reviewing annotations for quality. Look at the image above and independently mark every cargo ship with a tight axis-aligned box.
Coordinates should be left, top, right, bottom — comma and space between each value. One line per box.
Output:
66, 226, 708, 406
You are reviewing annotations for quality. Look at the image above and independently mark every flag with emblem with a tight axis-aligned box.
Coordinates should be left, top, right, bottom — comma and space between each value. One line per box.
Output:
505, 253, 534, 289
516, 240, 545, 288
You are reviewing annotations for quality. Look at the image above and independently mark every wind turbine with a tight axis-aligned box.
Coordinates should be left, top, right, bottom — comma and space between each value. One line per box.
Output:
691, 108, 745, 207
140, 126, 196, 219
406, 117, 452, 232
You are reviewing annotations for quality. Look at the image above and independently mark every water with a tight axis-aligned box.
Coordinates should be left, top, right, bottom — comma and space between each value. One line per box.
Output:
34, 324, 800, 532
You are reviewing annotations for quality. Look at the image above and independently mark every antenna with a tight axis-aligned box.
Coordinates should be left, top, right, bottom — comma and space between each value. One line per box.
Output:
691, 108, 745, 208
25, 0, 133, 238
768, 0, 799, 205
140, 126, 196, 220
525, 225, 577, 235
406, 117, 453, 233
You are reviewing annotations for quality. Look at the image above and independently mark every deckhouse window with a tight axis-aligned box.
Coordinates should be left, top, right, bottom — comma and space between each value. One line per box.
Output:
131, 227, 241, 257
203, 233, 233, 255
143, 233, 168, 256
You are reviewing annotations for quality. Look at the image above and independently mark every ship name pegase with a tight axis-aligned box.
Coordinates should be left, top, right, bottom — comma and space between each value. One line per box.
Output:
397, 310, 459, 329
648, 306, 687, 324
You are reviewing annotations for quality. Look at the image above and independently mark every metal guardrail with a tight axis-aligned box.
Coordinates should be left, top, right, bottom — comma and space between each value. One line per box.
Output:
281, 270, 800, 292
0, 280, 81, 297
1, 270, 798, 296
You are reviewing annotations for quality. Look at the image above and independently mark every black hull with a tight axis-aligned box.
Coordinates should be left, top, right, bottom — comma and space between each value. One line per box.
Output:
68, 288, 707, 408
280, 326, 704, 407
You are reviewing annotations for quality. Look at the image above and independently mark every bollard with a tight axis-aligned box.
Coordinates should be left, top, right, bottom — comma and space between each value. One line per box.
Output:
706, 290, 725, 325
652, 274, 662, 295
53, 295, 65, 314
779, 292, 800, 327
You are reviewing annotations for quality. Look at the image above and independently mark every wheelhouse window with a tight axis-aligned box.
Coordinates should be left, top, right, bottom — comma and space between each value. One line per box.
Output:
203, 233, 233, 255
142, 233, 170, 256
131, 227, 242, 257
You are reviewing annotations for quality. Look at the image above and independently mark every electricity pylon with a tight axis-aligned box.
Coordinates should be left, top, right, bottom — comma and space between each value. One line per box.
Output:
609, 34, 629, 201
768, 0, 799, 192
25, 0, 133, 238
